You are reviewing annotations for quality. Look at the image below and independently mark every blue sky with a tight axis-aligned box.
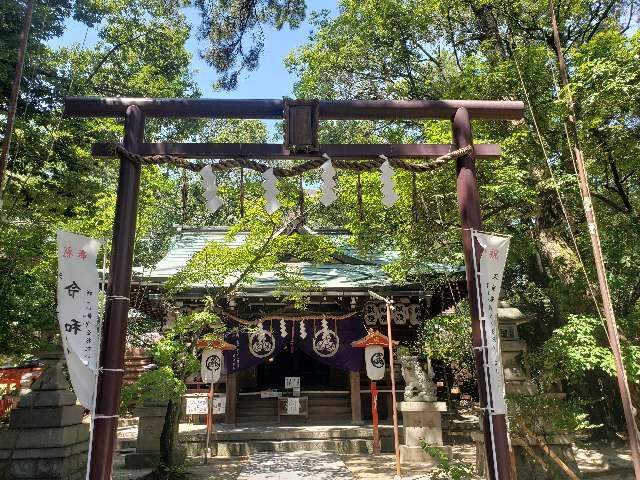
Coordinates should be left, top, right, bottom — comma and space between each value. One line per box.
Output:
49, 2, 339, 100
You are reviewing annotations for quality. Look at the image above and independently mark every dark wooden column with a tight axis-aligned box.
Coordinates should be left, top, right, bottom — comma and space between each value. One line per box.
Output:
453, 106, 512, 480
88, 105, 144, 479
225, 372, 238, 425
350, 371, 362, 424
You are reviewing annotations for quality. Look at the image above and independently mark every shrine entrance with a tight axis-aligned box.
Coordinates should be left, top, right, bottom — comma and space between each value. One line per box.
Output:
64, 96, 524, 480
256, 350, 336, 391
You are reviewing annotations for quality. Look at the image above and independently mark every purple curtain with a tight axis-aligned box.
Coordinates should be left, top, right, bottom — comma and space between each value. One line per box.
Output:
224, 317, 365, 373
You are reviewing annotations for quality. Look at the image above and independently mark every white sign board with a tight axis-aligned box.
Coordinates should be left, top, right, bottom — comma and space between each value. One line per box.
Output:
56, 231, 101, 409
185, 395, 209, 415
471, 230, 510, 415
285, 376, 300, 389
261, 390, 280, 398
211, 395, 226, 414
286, 397, 300, 415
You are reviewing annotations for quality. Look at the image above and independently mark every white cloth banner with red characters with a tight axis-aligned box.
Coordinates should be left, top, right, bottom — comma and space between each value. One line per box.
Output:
471, 230, 510, 416
56, 231, 101, 409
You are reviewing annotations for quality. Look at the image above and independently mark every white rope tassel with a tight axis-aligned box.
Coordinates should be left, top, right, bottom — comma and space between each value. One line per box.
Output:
280, 319, 287, 338
200, 165, 223, 213
379, 155, 398, 207
320, 153, 337, 206
262, 167, 280, 214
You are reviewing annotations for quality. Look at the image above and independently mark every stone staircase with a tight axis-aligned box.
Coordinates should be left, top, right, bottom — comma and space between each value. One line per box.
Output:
180, 424, 397, 457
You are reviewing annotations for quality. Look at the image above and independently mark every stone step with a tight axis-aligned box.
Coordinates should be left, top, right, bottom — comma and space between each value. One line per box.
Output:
213, 438, 375, 456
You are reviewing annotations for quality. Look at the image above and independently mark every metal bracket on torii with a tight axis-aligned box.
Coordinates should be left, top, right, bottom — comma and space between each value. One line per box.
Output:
63, 96, 524, 480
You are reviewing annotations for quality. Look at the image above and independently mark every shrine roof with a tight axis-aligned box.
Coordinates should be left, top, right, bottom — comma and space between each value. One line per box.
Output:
132, 226, 463, 292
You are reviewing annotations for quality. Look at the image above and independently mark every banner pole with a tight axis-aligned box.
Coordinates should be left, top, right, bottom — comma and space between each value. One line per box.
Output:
385, 302, 401, 478
453, 107, 512, 479
88, 105, 144, 480
371, 380, 380, 455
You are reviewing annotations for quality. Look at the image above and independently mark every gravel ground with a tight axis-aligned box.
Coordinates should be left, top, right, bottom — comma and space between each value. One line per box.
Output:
113, 442, 634, 479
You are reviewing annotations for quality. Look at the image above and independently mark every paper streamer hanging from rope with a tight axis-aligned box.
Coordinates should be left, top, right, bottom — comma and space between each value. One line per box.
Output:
262, 168, 280, 214
200, 165, 223, 213
380, 157, 398, 207
320, 155, 337, 206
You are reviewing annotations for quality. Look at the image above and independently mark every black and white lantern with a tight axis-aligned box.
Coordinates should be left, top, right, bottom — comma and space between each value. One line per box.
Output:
365, 344, 385, 381
201, 348, 223, 384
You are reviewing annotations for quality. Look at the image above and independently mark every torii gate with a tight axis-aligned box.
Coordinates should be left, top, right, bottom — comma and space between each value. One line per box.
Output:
63, 97, 524, 480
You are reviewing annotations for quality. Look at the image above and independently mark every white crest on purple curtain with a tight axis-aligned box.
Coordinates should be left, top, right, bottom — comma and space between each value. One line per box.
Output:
200, 165, 223, 213
262, 167, 280, 214
249, 322, 276, 358
320, 157, 337, 206
379, 159, 398, 207
313, 318, 339, 357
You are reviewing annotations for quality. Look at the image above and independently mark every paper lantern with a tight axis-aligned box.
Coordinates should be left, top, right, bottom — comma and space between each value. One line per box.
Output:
365, 344, 385, 381
201, 348, 223, 383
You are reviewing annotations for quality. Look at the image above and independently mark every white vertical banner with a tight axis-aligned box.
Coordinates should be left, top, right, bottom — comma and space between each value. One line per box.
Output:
56, 231, 101, 409
471, 230, 510, 415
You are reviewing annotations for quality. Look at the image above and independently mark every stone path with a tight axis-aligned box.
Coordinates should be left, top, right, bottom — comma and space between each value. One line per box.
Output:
238, 451, 354, 480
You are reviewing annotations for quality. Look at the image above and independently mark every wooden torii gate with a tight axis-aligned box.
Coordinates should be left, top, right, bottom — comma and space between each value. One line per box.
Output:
63, 97, 524, 480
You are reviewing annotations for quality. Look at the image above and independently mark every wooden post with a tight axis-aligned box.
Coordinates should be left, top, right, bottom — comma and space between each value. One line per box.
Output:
386, 303, 401, 478
88, 105, 144, 480
453, 106, 512, 480
204, 382, 214, 464
371, 381, 380, 454
225, 372, 238, 425
350, 371, 362, 424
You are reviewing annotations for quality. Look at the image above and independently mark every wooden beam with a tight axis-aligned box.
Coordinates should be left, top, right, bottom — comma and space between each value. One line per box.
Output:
350, 371, 363, 425
64, 97, 524, 120
225, 372, 238, 425
92, 142, 501, 159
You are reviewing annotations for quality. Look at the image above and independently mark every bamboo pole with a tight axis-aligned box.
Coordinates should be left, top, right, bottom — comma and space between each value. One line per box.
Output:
548, 3, 640, 478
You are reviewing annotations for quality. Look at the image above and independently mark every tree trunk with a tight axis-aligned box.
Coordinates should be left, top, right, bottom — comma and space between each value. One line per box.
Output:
141, 400, 182, 480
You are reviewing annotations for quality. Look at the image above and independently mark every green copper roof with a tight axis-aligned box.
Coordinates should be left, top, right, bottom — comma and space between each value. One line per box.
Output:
134, 226, 462, 292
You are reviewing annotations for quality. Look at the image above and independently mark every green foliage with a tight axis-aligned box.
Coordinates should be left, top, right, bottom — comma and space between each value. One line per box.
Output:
507, 393, 594, 436
414, 301, 474, 384
120, 367, 186, 413
421, 444, 475, 480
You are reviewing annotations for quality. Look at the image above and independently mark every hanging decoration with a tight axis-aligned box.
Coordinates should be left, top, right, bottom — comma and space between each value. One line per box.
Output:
200, 165, 223, 213
262, 167, 280, 214
299, 320, 307, 339
394, 304, 409, 325
200, 348, 223, 383
409, 304, 421, 326
111, 143, 473, 215
320, 154, 337, 206
379, 155, 398, 207
364, 301, 378, 326
197, 338, 236, 384
313, 318, 340, 357
471, 230, 511, 415
248, 322, 276, 358
280, 318, 287, 338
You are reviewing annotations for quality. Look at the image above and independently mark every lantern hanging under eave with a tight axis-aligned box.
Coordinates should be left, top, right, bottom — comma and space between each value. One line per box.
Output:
351, 329, 398, 381
197, 339, 236, 384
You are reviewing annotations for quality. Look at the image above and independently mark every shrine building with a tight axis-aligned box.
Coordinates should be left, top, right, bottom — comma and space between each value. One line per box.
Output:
129, 224, 465, 425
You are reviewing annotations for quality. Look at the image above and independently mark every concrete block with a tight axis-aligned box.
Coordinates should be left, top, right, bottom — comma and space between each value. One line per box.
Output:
10, 405, 85, 429
18, 390, 78, 408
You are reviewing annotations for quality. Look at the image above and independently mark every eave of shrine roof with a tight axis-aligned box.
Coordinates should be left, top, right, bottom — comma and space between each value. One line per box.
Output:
133, 226, 463, 289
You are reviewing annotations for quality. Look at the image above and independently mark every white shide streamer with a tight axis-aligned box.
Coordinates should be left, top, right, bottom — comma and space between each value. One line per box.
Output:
379, 159, 398, 207
200, 165, 223, 213
320, 158, 337, 206
262, 168, 280, 214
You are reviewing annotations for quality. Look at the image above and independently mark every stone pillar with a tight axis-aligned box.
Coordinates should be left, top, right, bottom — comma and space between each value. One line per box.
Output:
0, 352, 89, 480
349, 371, 362, 425
397, 401, 450, 464
225, 372, 238, 425
124, 401, 168, 468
